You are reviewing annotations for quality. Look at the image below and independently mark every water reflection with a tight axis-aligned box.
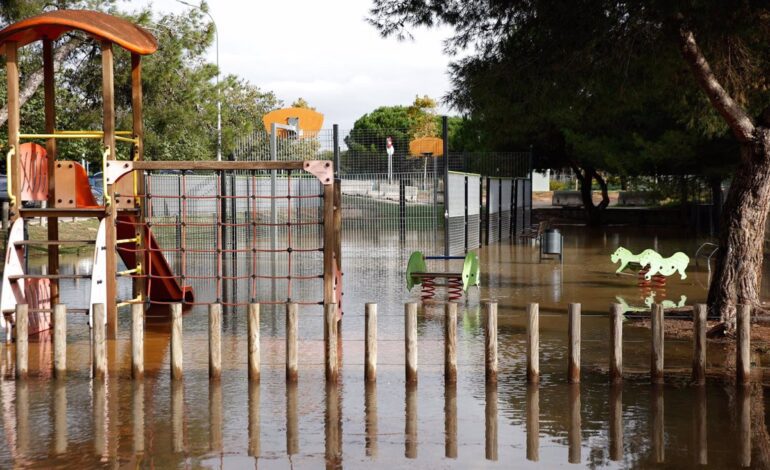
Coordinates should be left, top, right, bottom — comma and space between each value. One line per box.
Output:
209, 381, 223, 452
53, 381, 67, 455
93, 380, 106, 457
692, 386, 707, 466
567, 384, 580, 464
132, 381, 144, 454
365, 381, 377, 457
738, 387, 751, 468
248, 382, 260, 457
171, 380, 185, 453
286, 382, 299, 455
444, 383, 457, 459
610, 385, 623, 461
526, 384, 539, 462
651, 385, 664, 464
405, 383, 417, 459
15, 381, 28, 457
485, 383, 497, 461
325, 382, 342, 466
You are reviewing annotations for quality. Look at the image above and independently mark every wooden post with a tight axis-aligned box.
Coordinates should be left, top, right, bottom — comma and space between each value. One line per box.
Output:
131, 54, 147, 305
526, 303, 539, 383
485, 301, 498, 384
405, 302, 418, 384
209, 304, 222, 380
43, 39, 59, 306
692, 304, 707, 385
15, 304, 28, 379
365, 303, 377, 382
170, 303, 183, 380
651, 303, 664, 384
445, 302, 457, 384
6, 42, 21, 221
131, 303, 144, 379
568, 303, 581, 383
248, 303, 260, 382
286, 302, 298, 382
2, 202, 8, 230
323, 182, 335, 306
92, 303, 106, 379
610, 303, 623, 383
102, 41, 118, 339
325, 303, 339, 382
737, 304, 751, 386
53, 304, 66, 378
333, 181, 342, 273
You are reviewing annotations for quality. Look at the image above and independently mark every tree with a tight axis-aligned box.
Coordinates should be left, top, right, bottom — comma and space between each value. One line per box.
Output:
0, 2, 279, 162
291, 97, 314, 110
369, 1, 770, 328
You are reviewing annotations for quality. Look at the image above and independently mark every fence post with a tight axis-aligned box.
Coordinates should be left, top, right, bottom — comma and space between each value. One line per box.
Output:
399, 180, 406, 245
485, 301, 498, 383
405, 302, 418, 384
53, 304, 66, 378
131, 303, 143, 379
325, 303, 339, 382
445, 302, 457, 384
92, 303, 106, 379
651, 303, 664, 384
248, 303, 260, 382
737, 304, 751, 386
170, 303, 183, 380
442, 115, 450, 257
692, 304, 706, 385
286, 302, 298, 382
568, 303, 581, 383
15, 304, 28, 379
526, 303, 539, 383
365, 303, 377, 382
209, 304, 222, 380
610, 303, 623, 383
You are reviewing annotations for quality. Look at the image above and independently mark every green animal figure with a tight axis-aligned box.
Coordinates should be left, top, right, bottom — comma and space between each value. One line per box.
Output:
638, 251, 690, 280
610, 247, 656, 274
643, 293, 688, 309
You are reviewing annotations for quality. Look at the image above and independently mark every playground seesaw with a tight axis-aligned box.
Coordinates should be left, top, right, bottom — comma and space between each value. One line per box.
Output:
406, 251, 480, 301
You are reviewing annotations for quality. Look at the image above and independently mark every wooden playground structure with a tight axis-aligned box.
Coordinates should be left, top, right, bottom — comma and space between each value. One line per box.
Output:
0, 10, 341, 340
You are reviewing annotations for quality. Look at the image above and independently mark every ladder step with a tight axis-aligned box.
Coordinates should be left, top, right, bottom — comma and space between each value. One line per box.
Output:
19, 208, 107, 218
15, 240, 95, 246
8, 274, 91, 281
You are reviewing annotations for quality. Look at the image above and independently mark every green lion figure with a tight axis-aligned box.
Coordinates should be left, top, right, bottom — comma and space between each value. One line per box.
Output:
610, 247, 656, 274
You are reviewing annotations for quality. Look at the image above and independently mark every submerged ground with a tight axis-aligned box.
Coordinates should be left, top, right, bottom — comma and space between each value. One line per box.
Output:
0, 225, 768, 468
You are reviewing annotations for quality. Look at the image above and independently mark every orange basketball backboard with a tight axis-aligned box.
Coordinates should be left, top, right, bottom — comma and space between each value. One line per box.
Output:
409, 137, 444, 157
262, 107, 324, 135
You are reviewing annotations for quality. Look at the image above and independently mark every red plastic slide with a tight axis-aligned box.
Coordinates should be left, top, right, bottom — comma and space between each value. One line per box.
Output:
72, 163, 193, 302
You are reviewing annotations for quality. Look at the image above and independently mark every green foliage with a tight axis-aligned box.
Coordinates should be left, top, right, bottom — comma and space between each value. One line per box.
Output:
0, 2, 280, 164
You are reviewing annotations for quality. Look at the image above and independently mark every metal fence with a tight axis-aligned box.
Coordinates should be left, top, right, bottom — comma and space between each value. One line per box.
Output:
231, 122, 532, 261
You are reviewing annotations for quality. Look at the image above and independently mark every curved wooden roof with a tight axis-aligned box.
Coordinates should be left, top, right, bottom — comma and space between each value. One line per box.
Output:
0, 10, 157, 55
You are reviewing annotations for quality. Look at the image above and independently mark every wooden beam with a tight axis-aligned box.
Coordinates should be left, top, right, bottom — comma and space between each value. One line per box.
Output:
44, 38, 60, 305
6, 42, 21, 221
131, 53, 146, 305
128, 160, 306, 171
323, 183, 335, 306
102, 41, 117, 338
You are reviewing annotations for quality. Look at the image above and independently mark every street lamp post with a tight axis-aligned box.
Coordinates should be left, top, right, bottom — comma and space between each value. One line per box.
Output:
175, 0, 221, 161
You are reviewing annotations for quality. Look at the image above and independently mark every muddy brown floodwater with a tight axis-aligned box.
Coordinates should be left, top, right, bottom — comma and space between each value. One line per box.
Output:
1, 225, 769, 468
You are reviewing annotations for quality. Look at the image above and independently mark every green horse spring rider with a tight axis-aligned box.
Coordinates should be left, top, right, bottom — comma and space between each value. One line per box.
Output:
406, 251, 480, 301
610, 246, 690, 280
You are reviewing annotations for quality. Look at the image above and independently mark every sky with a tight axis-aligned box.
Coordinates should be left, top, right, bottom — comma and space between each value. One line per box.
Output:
129, 0, 456, 130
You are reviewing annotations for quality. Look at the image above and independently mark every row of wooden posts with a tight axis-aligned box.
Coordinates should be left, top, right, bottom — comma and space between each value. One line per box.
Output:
11, 300, 753, 385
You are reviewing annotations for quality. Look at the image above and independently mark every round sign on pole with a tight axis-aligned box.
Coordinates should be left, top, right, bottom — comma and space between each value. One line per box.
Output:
386, 136, 394, 157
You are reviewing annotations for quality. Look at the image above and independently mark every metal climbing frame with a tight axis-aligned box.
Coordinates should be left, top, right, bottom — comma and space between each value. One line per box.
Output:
104, 160, 341, 311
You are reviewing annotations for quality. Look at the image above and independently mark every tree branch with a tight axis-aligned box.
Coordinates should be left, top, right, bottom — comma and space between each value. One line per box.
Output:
0, 38, 80, 128
678, 24, 755, 143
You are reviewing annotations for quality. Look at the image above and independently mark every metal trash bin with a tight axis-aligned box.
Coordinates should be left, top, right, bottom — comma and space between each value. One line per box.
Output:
540, 228, 563, 264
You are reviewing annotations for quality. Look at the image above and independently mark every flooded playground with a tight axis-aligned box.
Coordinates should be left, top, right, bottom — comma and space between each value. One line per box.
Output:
1, 225, 769, 468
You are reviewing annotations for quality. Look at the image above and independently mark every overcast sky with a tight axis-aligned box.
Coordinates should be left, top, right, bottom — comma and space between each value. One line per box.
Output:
129, 0, 456, 130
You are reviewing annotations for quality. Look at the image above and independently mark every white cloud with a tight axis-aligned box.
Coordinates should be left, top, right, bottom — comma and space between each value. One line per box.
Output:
126, 0, 456, 129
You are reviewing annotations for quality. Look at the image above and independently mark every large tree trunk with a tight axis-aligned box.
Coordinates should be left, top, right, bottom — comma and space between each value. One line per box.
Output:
571, 162, 610, 226
707, 129, 770, 330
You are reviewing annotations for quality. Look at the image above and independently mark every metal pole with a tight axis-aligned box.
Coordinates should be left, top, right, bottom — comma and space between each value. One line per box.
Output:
270, 122, 278, 302
442, 116, 450, 257
333, 124, 340, 178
